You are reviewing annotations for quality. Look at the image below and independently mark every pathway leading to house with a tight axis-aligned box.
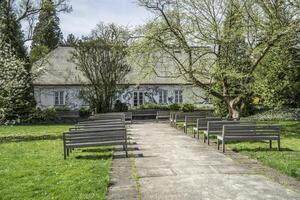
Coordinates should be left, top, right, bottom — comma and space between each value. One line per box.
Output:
125, 121, 300, 200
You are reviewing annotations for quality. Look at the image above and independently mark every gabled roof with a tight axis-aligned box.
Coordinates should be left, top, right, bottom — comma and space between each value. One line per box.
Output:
32, 46, 190, 86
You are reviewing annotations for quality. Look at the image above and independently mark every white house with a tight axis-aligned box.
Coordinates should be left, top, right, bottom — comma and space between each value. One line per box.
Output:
33, 46, 211, 110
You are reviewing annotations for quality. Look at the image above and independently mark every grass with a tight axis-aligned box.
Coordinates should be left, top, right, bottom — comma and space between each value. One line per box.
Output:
0, 124, 73, 137
0, 139, 112, 200
178, 120, 300, 180
226, 121, 300, 180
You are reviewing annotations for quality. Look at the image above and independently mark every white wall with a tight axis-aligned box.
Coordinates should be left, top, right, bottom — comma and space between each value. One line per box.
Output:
34, 84, 211, 109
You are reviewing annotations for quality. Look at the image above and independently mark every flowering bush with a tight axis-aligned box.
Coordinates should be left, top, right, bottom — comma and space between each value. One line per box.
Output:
0, 41, 34, 122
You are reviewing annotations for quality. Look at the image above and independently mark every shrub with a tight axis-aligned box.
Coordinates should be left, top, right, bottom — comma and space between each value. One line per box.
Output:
22, 108, 60, 123
79, 107, 91, 118
132, 103, 169, 110
113, 100, 128, 112
181, 103, 195, 112
54, 106, 71, 112
245, 108, 300, 121
168, 103, 181, 111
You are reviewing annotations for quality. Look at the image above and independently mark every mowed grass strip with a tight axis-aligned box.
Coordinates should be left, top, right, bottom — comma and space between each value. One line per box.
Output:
0, 124, 73, 137
0, 140, 112, 200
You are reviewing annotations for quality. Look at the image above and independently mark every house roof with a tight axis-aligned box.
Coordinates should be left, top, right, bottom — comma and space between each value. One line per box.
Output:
32, 46, 191, 86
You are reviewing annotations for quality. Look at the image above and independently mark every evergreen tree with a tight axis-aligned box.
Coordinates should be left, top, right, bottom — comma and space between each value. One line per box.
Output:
30, 0, 63, 63
0, 0, 27, 59
63, 33, 79, 46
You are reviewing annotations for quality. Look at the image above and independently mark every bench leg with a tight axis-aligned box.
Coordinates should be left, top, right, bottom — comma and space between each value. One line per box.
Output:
197, 130, 200, 139
64, 147, 67, 160
67, 148, 69, 156
217, 139, 220, 150
207, 137, 210, 145
203, 134, 206, 143
269, 140, 272, 149
193, 129, 196, 138
278, 139, 281, 151
222, 140, 225, 153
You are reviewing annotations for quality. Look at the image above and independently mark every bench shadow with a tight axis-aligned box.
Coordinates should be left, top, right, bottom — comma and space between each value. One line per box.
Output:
232, 147, 294, 152
75, 154, 112, 160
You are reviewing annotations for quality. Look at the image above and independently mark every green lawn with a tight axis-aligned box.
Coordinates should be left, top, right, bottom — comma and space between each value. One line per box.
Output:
0, 124, 73, 137
227, 121, 300, 180
0, 140, 112, 200
178, 120, 300, 180
0, 124, 112, 199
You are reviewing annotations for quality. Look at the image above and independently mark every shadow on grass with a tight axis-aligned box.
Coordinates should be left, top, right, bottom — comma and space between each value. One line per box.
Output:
82, 148, 113, 153
75, 154, 112, 160
232, 147, 294, 152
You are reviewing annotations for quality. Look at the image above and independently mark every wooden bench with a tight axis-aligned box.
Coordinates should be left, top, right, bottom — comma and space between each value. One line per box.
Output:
63, 127, 127, 159
156, 111, 170, 122
192, 117, 222, 138
89, 113, 125, 121
174, 110, 214, 128
183, 115, 216, 134
132, 110, 157, 120
71, 123, 125, 131
204, 121, 255, 145
217, 125, 281, 153
170, 111, 182, 127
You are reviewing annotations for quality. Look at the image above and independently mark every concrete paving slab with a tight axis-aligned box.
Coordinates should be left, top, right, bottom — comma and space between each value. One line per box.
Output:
129, 122, 300, 200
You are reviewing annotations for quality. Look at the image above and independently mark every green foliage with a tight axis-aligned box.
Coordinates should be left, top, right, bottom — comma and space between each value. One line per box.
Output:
22, 108, 60, 123
79, 107, 91, 118
168, 103, 181, 111
132, 103, 169, 110
62, 33, 79, 46
181, 103, 195, 112
254, 45, 300, 108
30, 0, 63, 62
245, 108, 300, 121
29, 45, 50, 63
0, 1, 27, 59
113, 100, 128, 112
0, 140, 112, 199
0, 42, 35, 122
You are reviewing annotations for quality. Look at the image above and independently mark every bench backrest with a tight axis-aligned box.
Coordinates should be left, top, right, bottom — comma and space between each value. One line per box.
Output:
175, 110, 214, 122
73, 123, 125, 130
196, 117, 223, 129
69, 126, 126, 134
64, 129, 126, 145
223, 125, 280, 137
157, 111, 170, 116
89, 113, 125, 121
207, 121, 256, 132
170, 111, 182, 121
78, 118, 123, 124
185, 115, 217, 124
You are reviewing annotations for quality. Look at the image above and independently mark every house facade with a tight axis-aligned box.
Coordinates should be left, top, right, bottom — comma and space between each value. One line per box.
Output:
33, 46, 211, 110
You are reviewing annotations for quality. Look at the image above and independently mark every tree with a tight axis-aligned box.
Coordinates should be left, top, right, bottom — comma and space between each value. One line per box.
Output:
0, 39, 35, 122
30, 0, 63, 63
62, 33, 79, 46
131, 0, 300, 118
72, 23, 131, 113
0, 0, 27, 59
9, 0, 71, 43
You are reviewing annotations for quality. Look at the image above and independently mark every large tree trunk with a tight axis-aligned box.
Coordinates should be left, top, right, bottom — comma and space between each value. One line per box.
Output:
226, 96, 244, 119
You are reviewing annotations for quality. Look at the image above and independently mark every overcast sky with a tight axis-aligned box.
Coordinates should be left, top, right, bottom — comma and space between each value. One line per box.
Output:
59, 0, 152, 38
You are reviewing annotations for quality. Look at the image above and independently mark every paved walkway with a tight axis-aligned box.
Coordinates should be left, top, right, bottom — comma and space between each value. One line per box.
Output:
127, 122, 300, 200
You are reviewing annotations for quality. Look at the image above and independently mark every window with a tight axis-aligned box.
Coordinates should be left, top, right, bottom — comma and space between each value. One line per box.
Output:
174, 90, 183, 103
133, 92, 144, 106
54, 91, 65, 105
159, 89, 168, 104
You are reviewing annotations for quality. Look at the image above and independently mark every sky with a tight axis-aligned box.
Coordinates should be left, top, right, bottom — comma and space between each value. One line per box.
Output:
59, 0, 152, 39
